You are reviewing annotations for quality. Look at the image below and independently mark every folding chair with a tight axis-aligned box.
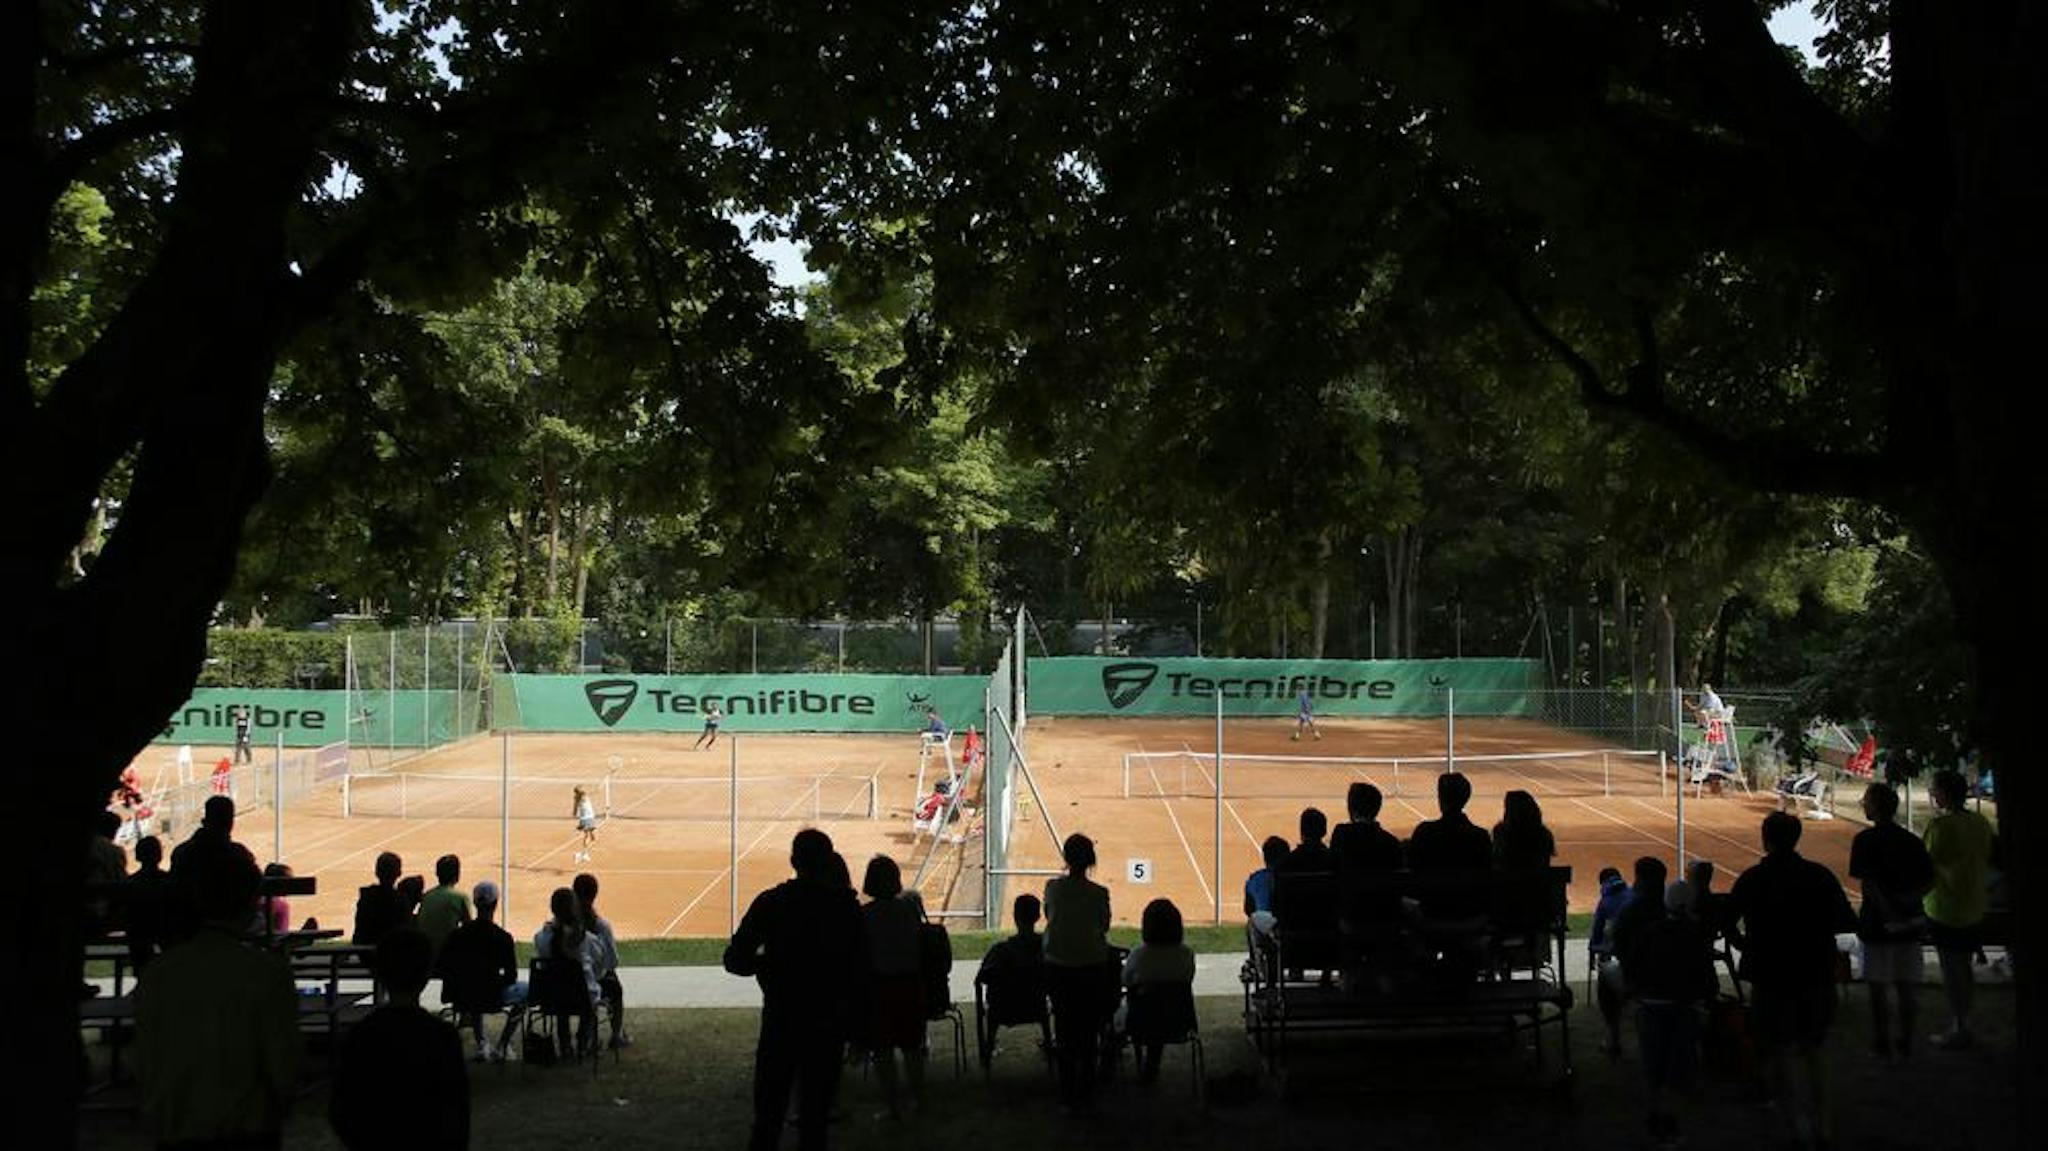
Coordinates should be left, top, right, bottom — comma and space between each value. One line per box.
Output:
1119, 981, 1205, 1104
519, 957, 614, 1074
972, 960, 1052, 1075
438, 957, 524, 1064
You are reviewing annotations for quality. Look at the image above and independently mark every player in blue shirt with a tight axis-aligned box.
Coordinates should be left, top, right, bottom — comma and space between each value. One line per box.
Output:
1292, 686, 1321, 742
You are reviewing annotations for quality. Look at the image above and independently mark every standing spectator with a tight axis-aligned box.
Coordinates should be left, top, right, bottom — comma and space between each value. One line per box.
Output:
168, 794, 238, 940
1121, 899, 1197, 1082
726, 831, 863, 1151
534, 887, 604, 1060
1922, 768, 1998, 1049
574, 872, 629, 1048
858, 856, 928, 1120
439, 881, 525, 1061
416, 855, 472, 962
352, 851, 408, 945
1588, 866, 1633, 1056
1285, 807, 1333, 873
136, 838, 301, 1149
330, 928, 469, 1150
1043, 833, 1113, 1109
124, 835, 175, 972
84, 809, 129, 941
1729, 811, 1856, 1150
1848, 782, 1934, 1060
1626, 881, 1719, 1148
169, 794, 236, 873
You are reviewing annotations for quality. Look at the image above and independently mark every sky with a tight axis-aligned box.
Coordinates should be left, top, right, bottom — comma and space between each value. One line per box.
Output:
749, 4, 1833, 290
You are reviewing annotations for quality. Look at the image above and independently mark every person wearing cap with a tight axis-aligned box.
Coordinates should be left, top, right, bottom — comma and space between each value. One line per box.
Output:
1625, 879, 1721, 1148
437, 879, 525, 1061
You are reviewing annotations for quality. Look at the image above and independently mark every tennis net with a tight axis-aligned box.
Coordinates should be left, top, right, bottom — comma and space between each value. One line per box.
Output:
342, 770, 879, 822
1121, 747, 1666, 801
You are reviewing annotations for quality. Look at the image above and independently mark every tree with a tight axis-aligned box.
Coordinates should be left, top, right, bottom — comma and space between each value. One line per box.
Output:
4, 2, 947, 1137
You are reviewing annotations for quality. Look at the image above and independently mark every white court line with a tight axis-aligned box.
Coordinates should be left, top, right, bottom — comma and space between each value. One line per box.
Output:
1134, 742, 1215, 909
657, 759, 873, 937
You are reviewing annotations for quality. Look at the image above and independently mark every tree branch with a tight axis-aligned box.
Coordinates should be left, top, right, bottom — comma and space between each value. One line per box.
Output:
43, 105, 185, 194
45, 39, 200, 77
1484, 259, 1890, 503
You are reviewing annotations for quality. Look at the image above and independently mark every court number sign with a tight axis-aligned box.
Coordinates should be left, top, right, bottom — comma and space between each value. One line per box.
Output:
1126, 858, 1153, 884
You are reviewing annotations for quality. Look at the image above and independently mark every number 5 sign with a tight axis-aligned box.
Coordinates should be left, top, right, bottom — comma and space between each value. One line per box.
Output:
1126, 858, 1153, 884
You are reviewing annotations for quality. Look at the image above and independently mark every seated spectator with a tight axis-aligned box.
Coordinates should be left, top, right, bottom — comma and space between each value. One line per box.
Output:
1285, 807, 1334, 873
352, 852, 408, 946
1242, 835, 1291, 939
397, 874, 427, 919
136, 835, 300, 1149
440, 880, 526, 1061
84, 809, 128, 941
416, 854, 472, 962
260, 862, 295, 936
167, 795, 239, 940
1492, 790, 1556, 870
1627, 880, 1719, 1147
1729, 812, 1857, 1149
534, 886, 605, 1059
980, 893, 1046, 980
1598, 856, 1670, 1057
574, 872, 629, 1049
1406, 772, 1493, 918
330, 928, 469, 1150
859, 856, 927, 1120
1330, 783, 1404, 971
1121, 898, 1197, 1083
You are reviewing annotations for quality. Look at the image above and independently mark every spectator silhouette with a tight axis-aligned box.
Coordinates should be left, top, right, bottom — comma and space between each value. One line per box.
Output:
1849, 782, 1934, 1060
1121, 898, 1196, 1083
1491, 790, 1556, 870
1330, 783, 1404, 972
979, 893, 1046, 987
124, 835, 176, 971
1626, 880, 1719, 1147
1729, 811, 1856, 1149
136, 832, 300, 1149
396, 874, 427, 920
725, 829, 864, 1151
1243, 835, 1290, 939
574, 872, 628, 1048
1922, 768, 1997, 1050
534, 886, 604, 1059
859, 855, 927, 1119
1588, 866, 1632, 1054
416, 854, 471, 962
1043, 832, 1113, 1109
439, 880, 525, 1061
352, 852, 408, 946
84, 809, 127, 934
330, 928, 469, 1150
167, 794, 238, 940
1406, 772, 1493, 916
1285, 807, 1333, 873
1600, 856, 1669, 1057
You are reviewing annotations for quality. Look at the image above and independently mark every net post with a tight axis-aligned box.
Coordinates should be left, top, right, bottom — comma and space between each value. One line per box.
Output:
729, 737, 739, 934
1214, 689, 1224, 926
500, 730, 511, 936
1603, 751, 1611, 798
1445, 687, 1456, 774
342, 773, 352, 818
1121, 754, 1130, 799
273, 731, 285, 864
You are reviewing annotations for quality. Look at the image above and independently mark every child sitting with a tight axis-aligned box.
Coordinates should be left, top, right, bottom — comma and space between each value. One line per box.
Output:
1120, 898, 1197, 1083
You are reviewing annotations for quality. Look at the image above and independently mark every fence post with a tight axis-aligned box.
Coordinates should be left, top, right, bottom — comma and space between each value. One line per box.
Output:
730, 737, 740, 933
1214, 690, 1224, 925
273, 731, 285, 865
388, 632, 397, 759
500, 731, 511, 935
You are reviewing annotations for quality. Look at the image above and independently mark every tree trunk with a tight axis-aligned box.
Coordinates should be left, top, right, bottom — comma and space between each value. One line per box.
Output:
542, 457, 561, 608
1309, 530, 1333, 659
1382, 528, 1423, 658
0, 6, 355, 1142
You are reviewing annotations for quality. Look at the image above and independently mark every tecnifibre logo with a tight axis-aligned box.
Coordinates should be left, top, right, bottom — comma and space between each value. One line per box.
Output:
1101, 662, 1160, 709
585, 679, 641, 727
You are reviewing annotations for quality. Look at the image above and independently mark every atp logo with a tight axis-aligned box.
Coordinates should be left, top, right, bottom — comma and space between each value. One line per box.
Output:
1101, 662, 1160, 710
584, 679, 641, 727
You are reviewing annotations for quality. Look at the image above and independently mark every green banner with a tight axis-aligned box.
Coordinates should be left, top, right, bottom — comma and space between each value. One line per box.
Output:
502, 674, 990, 734
155, 689, 349, 747
1025, 657, 1543, 717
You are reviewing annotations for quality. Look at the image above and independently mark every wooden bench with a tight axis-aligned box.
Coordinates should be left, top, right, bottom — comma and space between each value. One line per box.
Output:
1242, 866, 1574, 1083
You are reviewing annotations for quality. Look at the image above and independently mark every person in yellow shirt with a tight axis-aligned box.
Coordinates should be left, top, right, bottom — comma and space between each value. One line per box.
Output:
1922, 768, 1998, 1050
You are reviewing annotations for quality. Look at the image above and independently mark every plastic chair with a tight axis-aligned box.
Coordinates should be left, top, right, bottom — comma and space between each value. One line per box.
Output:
1120, 981, 1205, 1104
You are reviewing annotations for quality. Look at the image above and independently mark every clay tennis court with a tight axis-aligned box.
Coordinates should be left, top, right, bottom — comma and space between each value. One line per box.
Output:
127, 715, 1861, 939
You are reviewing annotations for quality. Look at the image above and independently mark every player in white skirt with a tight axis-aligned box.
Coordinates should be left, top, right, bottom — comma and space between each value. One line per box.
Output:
573, 784, 599, 862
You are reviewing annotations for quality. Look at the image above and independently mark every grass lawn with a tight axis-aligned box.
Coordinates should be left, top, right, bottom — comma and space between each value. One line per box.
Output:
80, 984, 2018, 1150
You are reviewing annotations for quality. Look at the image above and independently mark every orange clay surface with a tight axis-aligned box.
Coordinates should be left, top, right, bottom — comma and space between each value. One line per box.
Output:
125, 716, 1858, 940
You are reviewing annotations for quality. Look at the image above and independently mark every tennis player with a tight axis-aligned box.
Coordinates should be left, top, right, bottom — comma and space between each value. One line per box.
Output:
573, 785, 599, 862
1292, 686, 1321, 741
694, 704, 724, 750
